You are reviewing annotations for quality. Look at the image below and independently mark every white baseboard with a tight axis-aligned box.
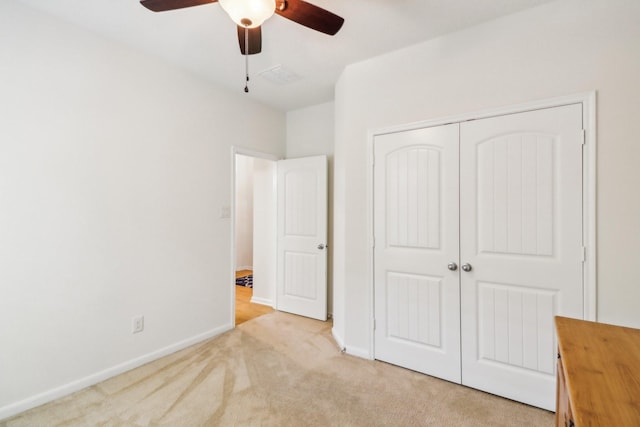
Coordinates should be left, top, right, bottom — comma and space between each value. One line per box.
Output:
0, 324, 232, 421
331, 327, 346, 352
345, 346, 373, 360
344, 343, 373, 360
330, 328, 371, 359
250, 296, 274, 307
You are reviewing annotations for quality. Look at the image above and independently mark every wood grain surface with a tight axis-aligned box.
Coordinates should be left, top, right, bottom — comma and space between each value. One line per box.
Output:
556, 316, 640, 426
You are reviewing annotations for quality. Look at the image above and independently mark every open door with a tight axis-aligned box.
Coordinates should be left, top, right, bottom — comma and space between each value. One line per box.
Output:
276, 155, 328, 321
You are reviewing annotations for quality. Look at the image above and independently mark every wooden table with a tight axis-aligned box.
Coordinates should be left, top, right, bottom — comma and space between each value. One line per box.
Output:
555, 316, 640, 426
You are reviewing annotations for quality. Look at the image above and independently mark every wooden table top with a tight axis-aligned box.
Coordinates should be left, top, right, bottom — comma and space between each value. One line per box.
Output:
556, 316, 640, 426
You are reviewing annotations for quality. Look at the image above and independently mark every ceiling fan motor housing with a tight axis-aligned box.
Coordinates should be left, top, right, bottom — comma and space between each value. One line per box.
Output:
218, 0, 276, 28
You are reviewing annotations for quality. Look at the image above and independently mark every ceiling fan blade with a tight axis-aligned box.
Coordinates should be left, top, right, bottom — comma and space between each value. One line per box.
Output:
140, 0, 217, 12
275, 0, 344, 36
237, 26, 262, 55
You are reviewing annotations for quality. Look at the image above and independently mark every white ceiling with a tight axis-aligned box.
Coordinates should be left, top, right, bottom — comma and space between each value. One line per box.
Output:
16, 0, 555, 111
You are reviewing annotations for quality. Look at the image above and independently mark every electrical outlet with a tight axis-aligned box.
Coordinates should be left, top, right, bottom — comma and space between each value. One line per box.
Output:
132, 315, 144, 334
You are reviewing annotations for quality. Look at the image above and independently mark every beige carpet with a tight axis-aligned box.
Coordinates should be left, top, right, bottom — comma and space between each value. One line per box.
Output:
2, 312, 553, 426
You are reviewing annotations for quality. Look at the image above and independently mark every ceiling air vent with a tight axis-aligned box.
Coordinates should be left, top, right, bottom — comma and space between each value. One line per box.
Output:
258, 65, 302, 85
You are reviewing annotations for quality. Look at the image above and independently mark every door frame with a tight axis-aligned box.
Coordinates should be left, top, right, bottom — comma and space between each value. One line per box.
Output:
230, 146, 280, 328
367, 91, 597, 358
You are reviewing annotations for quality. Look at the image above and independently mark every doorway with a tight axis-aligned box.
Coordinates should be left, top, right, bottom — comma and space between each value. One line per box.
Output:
232, 149, 278, 326
232, 150, 330, 325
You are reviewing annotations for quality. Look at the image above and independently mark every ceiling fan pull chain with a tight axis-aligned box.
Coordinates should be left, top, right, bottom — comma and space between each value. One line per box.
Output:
244, 25, 250, 93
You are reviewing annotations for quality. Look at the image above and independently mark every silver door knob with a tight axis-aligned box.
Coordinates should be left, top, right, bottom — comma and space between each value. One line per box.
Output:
461, 263, 472, 272
317, 244, 325, 250
447, 262, 458, 271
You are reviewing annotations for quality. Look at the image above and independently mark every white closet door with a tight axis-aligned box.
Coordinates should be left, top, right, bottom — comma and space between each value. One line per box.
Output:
276, 155, 328, 321
373, 124, 461, 383
459, 104, 584, 410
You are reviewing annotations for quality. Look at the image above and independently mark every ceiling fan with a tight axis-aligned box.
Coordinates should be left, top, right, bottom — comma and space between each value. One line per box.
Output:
140, 0, 345, 56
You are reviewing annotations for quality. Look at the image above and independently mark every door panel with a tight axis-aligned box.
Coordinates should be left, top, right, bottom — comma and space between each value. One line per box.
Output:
374, 124, 461, 383
477, 282, 556, 374
477, 134, 555, 256
460, 104, 584, 410
386, 272, 443, 347
276, 156, 328, 321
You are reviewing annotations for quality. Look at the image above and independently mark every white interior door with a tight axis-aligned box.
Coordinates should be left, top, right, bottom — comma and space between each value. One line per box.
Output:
459, 104, 584, 410
373, 124, 461, 383
276, 155, 328, 321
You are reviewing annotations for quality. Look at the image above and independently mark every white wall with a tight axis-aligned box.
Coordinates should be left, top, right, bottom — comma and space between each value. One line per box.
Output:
0, 1, 285, 418
235, 155, 254, 270
286, 102, 335, 315
286, 102, 335, 158
333, 0, 640, 356
251, 158, 277, 307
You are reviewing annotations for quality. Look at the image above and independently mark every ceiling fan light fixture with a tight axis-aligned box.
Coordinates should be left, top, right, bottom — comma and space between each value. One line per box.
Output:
219, 0, 276, 28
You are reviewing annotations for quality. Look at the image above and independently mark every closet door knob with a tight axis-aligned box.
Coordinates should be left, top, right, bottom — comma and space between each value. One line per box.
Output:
317, 244, 325, 250
461, 263, 473, 272
447, 262, 458, 271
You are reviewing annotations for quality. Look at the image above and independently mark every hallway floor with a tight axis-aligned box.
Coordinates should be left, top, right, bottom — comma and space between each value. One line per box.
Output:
235, 271, 273, 325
